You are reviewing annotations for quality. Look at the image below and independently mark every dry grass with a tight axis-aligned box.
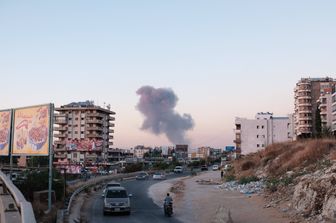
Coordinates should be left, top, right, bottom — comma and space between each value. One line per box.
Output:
234, 139, 336, 177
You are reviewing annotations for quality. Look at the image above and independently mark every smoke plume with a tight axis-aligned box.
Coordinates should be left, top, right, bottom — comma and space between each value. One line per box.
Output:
136, 86, 194, 144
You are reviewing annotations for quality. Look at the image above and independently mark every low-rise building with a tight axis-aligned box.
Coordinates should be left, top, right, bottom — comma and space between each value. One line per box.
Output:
234, 112, 294, 154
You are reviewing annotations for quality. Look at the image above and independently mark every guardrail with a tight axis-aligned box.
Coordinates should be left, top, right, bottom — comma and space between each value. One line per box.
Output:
0, 171, 36, 223
65, 172, 139, 214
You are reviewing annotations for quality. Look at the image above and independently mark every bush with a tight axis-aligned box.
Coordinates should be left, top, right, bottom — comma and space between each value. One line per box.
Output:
241, 161, 255, 171
238, 176, 259, 185
224, 174, 236, 182
124, 163, 143, 173
17, 170, 64, 202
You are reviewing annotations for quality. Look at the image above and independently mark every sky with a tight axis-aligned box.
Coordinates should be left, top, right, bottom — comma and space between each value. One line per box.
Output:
1, 1, 336, 149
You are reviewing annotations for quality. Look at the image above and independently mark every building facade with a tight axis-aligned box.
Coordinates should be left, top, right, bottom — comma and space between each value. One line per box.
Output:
294, 77, 336, 138
53, 101, 115, 173
234, 112, 294, 154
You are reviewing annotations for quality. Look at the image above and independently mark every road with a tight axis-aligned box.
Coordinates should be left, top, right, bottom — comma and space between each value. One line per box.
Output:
86, 174, 186, 223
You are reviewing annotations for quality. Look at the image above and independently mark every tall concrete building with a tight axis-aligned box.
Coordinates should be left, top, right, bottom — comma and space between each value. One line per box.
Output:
294, 77, 336, 138
53, 101, 115, 173
234, 112, 294, 154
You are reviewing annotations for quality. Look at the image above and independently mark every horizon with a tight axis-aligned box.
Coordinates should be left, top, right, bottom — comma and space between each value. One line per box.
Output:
1, 1, 336, 149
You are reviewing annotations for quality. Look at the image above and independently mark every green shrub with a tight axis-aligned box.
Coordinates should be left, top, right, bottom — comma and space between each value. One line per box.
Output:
238, 176, 259, 185
224, 174, 236, 182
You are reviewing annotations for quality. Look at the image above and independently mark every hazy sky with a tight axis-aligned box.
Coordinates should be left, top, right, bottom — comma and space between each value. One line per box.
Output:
1, 1, 336, 149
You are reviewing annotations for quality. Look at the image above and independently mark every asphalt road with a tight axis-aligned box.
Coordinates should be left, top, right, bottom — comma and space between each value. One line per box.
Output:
87, 174, 186, 223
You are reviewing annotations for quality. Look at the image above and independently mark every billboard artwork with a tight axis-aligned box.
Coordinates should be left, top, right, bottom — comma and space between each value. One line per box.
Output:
13, 105, 51, 155
66, 138, 103, 151
0, 110, 11, 156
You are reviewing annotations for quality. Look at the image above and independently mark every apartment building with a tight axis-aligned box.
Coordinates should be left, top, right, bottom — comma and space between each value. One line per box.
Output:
234, 112, 294, 154
318, 92, 333, 130
294, 77, 336, 138
53, 101, 115, 173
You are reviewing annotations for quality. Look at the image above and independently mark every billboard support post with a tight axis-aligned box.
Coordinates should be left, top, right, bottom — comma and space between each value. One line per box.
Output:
9, 109, 14, 180
48, 104, 54, 211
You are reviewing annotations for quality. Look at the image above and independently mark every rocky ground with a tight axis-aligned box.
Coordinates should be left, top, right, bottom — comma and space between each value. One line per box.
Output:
148, 171, 292, 223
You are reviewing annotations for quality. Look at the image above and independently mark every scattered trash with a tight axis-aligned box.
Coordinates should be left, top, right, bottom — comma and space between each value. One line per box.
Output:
217, 180, 265, 194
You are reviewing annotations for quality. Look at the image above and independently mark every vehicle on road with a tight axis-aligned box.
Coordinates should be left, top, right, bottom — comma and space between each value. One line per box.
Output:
153, 172, 166, 180
173, 166, 183, 173
136, 172, 149, 180
164, 201, 173, 217
102, 181, 121, 197
201, 165, 208, 171
212, 165, 219, 171
103, 186, 131, 215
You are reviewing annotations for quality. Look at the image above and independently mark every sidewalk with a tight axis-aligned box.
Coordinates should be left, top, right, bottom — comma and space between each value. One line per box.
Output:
148, 171, 292, 223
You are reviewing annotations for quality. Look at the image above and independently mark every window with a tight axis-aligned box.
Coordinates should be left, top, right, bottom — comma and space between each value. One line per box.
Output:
75, 118, 79, 120
261, 125, 264, 129
262, 144, 265, 147
68, 118, 72, 120
68, 131, 71, 134
257, 125, 259, 129
257, 135, 259, 138
257, 144, 260, 147
262, 135, 265, 138
74, 131, 78, 134
81, 131, 84, 134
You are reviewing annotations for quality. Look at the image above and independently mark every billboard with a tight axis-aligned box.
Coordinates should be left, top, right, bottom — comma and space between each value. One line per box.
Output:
0, 110, 12, 156
66, 138, 103, 151
12, 104, 52, 156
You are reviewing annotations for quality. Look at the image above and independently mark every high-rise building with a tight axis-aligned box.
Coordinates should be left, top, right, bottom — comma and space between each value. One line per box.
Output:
294, 77, 336, 138
234, 112, 294, 154
53, 101, 115, 173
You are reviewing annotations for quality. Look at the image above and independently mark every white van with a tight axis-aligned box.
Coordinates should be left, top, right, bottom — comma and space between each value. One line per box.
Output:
103, 186, 131, 215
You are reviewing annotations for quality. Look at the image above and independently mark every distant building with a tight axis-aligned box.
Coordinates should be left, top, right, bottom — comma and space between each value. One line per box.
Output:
294, 77, 336, 138
53, 101, 115, 173
175, 145, 188, 160
234, 112, 294, 154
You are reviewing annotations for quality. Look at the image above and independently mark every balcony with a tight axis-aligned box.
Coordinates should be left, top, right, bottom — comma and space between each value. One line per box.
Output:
108, 117, 116, 121
87, 113, 105, 119
87, 133, 103, 138
54, 126, 67, 131
54, 140, 66, 145
109, 135, 114, 139
55, 119, 67, 124
109, 129, 114, 133
297, 88, 311, 93
86, 119, 103, 125
54, 153, 67, 159
54, 133, 67, 138
108, 141, 114, 145
297, 95, 312, 100
298, 110, 312, 114
86, 126, 103, 131
54, 147, 67, 152
109, 123, 115, 128
298, 117, 312, 121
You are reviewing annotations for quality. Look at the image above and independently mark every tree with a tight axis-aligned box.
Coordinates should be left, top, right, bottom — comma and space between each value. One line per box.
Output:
315, 107, 322, 138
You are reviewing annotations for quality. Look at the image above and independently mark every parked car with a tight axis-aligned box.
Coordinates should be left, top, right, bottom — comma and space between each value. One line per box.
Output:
103, 186, 131, 215
136, 172, 149, 180
173, 166, 183, 173
212, 165, 219, 171
102, 181, 121, 197
201, 165, 208, 171
153, 172, 166, 180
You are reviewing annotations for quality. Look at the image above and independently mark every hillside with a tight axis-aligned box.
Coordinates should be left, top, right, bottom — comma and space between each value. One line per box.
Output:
228, 139, 336, 223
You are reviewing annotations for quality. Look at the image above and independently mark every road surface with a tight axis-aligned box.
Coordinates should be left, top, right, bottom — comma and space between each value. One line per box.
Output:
86, 174, 185, 223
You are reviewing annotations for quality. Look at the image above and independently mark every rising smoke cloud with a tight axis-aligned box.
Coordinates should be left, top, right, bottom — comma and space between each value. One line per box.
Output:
136, 86, 194, 145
